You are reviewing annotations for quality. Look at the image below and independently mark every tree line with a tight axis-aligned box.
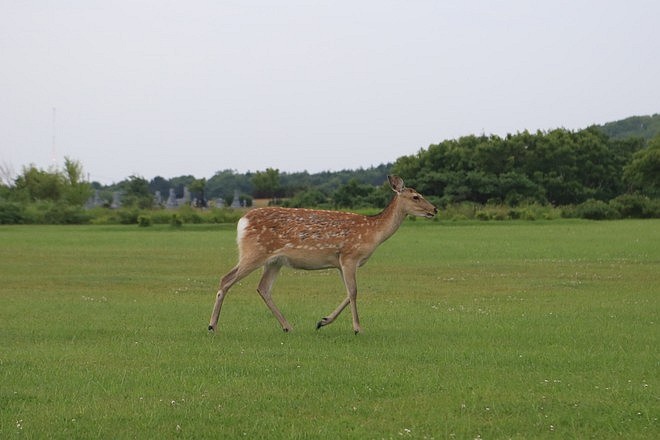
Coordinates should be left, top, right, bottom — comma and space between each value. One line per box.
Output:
1, 116, 659, 224
138, 164, 391, 208
85, 164, 391, 212
391, 127, 658, 206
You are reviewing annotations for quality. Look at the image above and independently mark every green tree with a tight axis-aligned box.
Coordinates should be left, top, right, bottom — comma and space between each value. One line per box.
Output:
188, 178, 207, 207
285, 188, 329, 208
206, 169, 254, 202
169, 175, 196, 199
597, 114, 660, 141
62, 157, 92, 205
393, 127, 643, 206
122, 175, 152, 209
13, 165, 64, 202
149, 176, 171, 198
252, 168, 281, 201
623, 135, 660, 197
332, 179, 375, 208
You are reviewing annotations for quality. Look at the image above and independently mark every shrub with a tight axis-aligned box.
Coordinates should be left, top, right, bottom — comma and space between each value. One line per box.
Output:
574, 199, 620, 220
170, 214, 183, 228
137, 215, 152, 227
117, 208, 140, 225
0, 202, 24, 224
609, 194, 658, 218
149, 210, 177, 224
207, 208, 243, 224
450, 214, 469, 222
437, 202, 479, 220
177, 206, 204, 224
475, 211, 491, 221
487, 205, 510, 221
17, 201, 91, 224
83, 206, 245, 225
20, 204, 43, 224
512, 203, 561, 221
284, 189, 328, 208
644, 198, 660, 218
43, 204, 91, 224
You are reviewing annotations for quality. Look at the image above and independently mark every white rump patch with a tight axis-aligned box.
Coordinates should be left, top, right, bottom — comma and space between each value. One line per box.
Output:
236, 217, 249, 244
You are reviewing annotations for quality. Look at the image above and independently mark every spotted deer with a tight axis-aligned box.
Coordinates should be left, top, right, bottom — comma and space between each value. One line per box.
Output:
208, 175, 437, 334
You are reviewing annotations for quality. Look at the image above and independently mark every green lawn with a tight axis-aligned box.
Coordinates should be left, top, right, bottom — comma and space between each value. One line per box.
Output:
0, 220, 658, 439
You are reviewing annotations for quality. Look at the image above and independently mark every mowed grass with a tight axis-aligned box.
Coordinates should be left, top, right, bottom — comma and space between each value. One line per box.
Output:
0, 220, 658, 439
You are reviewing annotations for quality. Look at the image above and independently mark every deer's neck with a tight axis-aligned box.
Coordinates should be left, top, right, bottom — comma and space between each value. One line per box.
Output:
368, 195, 406, 246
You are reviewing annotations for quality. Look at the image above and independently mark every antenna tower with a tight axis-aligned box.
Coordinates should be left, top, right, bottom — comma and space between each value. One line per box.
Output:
51, 107, 57, 166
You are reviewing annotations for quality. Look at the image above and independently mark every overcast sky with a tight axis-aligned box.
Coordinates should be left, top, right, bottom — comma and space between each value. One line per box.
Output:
2, 1, 659, 184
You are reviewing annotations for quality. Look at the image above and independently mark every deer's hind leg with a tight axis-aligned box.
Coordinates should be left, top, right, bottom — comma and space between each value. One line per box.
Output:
257, 262, 293, 332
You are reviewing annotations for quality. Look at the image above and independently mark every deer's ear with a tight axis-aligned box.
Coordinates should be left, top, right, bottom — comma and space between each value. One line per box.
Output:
388, 175, 405, 193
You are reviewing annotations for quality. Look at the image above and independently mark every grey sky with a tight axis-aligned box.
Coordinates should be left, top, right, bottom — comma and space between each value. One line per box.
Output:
2, 0, 659, 184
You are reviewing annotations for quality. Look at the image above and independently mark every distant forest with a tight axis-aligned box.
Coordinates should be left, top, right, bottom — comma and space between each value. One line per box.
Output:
597, 114, 660, 141
94, 114, 660, 206
1, 114, 659, 223
129, 164, 394, 209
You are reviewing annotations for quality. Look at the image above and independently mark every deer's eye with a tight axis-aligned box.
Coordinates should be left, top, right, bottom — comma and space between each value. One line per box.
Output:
413, 195, 420, 200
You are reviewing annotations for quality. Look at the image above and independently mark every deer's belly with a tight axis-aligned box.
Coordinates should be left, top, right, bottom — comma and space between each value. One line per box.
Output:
269, 248, 340, 270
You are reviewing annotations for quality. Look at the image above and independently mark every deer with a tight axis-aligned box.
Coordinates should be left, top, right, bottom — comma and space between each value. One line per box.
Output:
208, 175, 437, 334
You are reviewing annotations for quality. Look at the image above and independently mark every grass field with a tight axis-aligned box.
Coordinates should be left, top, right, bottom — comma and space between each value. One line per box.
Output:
0, 220, 658, 439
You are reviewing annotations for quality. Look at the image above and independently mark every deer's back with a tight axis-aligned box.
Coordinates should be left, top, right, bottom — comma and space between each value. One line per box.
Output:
243, 207, 369, 238
238, 207, 374, 262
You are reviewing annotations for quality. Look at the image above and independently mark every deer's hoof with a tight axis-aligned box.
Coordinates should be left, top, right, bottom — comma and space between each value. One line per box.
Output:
316, 318, 328, 330
208, 325, 215, 332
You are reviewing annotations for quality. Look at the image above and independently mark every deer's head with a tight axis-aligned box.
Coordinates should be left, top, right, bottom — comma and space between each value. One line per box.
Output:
388, 175, 438, 219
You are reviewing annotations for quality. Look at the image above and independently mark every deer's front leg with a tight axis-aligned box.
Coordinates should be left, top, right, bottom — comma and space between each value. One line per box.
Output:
341, 262, 361, 334
316, 262, 361, 333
